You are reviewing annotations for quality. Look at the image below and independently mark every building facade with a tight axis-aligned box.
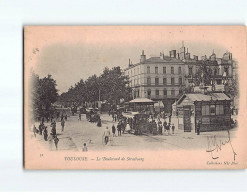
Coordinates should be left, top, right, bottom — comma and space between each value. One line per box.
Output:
124, 44, 235, 113
124, 50, 186, 113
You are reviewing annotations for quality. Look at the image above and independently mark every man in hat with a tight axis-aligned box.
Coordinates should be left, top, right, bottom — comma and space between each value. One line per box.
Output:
82, 143, 88, 152
54, 135, 59, 150
61, 118, 65, 132
196, 121, 201, 135
117, 122, 122, 136
43, 126, 48, 141
33, 125, 37, 137
103, 127, 111, 145
112, 124, 116, 137
172, 124, 175, 134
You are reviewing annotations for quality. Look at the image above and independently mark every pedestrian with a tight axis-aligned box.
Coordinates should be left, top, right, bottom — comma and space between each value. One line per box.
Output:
158, 120, 162, 135
163, 120, 167, 130
103, 127, 111, 145
56, 112, 60, 121
61, 119, 65, 132
33, 125, 36, 137
39, 122, 43, 135
234, 119, 238, 127
65, 114, 67, 121
167, 122, 171, 135
114, 115, 117, 122
121, 121, 126, 134
167, 123, 171, 135
97, 118, 102, 127
117, 122, 122, 136
172, 124, 175, 134
152, 120, 157, 135
196, 122, 201, 135
43, 126, 48, 141
79, 113, 81, 121
54, 135, 59, 150
48, 133, 53, 150
61, 114, 64, 121
112, 124, 116, 137
112, 113, 115, 122
158, 123, 163, 135
51, 120, 56, 137
82, 143, 88, 152
148, 121, 153, 133
41, 117, 44, 124
125, 122, 131, 133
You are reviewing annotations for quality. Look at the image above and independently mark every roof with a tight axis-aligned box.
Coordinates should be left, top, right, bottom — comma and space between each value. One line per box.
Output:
145, 56, 183, 63
184, 59, 218, 66
129, 98, 156, 104
210, 93, 231, 101
177, 92, 230, 105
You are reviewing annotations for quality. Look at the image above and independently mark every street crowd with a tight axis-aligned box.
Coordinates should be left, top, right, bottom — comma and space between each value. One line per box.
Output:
31, 108, 178, 150
32, 111, 67, 150
86, 109, 177, 146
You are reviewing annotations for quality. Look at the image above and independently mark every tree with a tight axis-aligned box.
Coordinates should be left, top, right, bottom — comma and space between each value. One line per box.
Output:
224, 76, 239, 99
29, 72, 58, 120
37, 74, 58, 111
193, 65, 213, 86
58, 66, 131, 107
99, 66, 131, 104
29, 69, 40, 120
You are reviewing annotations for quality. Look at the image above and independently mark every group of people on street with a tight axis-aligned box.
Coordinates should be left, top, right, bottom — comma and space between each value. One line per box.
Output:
131, 115, 175, 136
32, 116, 65, 150
102, 119, 130, 145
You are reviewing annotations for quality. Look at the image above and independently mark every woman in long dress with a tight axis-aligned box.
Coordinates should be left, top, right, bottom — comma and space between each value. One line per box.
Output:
97, 118, 102, 127
125, 122, 131, 133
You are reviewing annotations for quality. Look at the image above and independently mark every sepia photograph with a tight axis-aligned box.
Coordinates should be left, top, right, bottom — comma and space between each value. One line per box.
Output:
24, 26, 246, 169
1, 0, 247, 193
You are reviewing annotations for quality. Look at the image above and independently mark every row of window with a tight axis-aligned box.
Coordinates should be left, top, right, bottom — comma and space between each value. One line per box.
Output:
147, 77, 183, 86
128, 66, 223, 77
201, 105, 225, 116
147, 66, 182, 74
147, 89, 183, 96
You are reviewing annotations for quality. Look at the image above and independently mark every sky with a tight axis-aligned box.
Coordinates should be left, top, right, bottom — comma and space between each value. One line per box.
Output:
24, 26, 245, 94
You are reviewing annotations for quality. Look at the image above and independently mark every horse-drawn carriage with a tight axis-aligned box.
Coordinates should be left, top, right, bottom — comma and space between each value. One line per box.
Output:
86, 108, 100, 123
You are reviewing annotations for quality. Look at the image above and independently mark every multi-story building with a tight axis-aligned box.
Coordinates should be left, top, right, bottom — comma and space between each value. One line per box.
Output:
124, 44, 235, 113
124, 50, 186, 113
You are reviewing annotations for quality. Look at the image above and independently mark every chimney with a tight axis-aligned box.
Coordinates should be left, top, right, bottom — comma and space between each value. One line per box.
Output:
169, 50, 176, 58
129, 58, 131, 66
186, 53, 190, 59
193, 55, 198, 61
160, 52, 164, 59
140, 50, 146, 63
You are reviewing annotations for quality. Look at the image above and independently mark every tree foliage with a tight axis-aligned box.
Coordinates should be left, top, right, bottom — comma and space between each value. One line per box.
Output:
59, 66, 131, 106
193, 65, 213, 86
29, 70, 58, 120
224, 75, 239, 99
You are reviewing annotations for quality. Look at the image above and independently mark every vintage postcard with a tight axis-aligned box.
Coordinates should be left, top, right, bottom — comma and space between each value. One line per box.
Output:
24, 26, 247, 169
